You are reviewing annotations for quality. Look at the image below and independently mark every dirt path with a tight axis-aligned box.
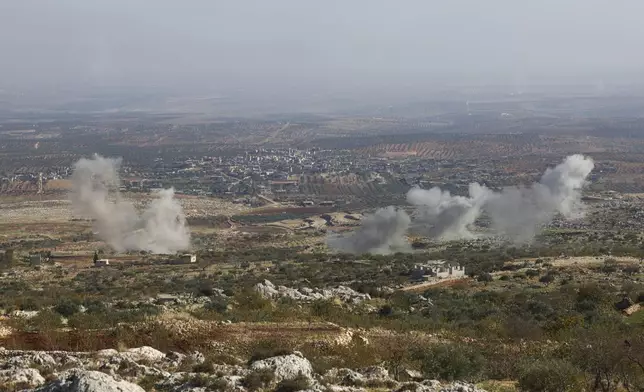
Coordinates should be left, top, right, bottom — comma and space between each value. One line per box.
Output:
401, 277, 468, 292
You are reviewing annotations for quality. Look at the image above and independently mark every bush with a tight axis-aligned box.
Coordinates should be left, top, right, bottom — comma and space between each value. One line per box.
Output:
242, 368, 275, 391
248, 340, 293, 364
518, 359, 584, 392
197, 284, 215, 297
204, 298, 229, 314
67, 313, 105, 330
23, 310, 63, 331
192, 360, 215, 374
274, 373, 312, 392
525, 269, 540, 278
54, 299, 80, 318
477, 273, 493, 283
378, 304, 394, 317
416, 344, 484, 382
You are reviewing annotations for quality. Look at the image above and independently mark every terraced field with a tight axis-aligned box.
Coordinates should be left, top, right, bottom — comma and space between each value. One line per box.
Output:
357, 134, 632, 159
298, 175, 408, 208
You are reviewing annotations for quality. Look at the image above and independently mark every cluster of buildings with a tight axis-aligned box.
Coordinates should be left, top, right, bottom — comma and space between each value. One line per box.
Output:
116, 149, 572, 204
410, 261, 466, 282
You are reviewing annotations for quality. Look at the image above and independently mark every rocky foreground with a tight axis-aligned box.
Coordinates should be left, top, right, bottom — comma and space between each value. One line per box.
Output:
0, 346, 486, 392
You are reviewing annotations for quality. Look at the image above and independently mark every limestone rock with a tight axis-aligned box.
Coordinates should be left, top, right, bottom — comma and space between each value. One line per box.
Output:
249, 354, 313, 383
0, 367, 45, 387
119, 346, 165, 363
34, 369, 145, 392
323, 368, 365, 386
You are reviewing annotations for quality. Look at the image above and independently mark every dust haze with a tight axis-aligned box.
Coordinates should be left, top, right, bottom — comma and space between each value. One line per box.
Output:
2, 1, 644, 111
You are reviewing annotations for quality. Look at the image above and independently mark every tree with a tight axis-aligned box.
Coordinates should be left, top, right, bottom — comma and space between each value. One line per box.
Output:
93, 251, 99, 264
518, 359, 584, 392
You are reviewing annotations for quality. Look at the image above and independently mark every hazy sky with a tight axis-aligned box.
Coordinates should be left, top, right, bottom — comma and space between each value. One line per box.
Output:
1, 0, 644, 98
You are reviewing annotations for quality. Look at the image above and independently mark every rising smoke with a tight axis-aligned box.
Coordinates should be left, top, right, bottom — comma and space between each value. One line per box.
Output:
482, 154, 594, 242
326, 206, 411, 255
70, 154, 190, 254
407, 183, 489, 241
329, 154, 594, 254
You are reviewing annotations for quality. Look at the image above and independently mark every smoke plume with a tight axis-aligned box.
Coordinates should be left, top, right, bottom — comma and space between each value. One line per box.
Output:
483, 154, 594, 242
329, 154, 594, 253
326, 206, 411, 255
407, 183, 489, 240
70, 154, 190, 254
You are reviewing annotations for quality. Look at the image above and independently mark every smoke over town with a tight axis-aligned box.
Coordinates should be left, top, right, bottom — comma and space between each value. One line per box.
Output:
326, 206, 411, 255
407, 183, 489, 241
70, 154, 190, 254
329, 154, 594, 254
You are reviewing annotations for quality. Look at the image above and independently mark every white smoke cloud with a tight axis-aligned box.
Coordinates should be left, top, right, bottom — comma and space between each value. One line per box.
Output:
326, 206, 410, 255
70, 154, 190, 254
483, 154, 594, 242
407, 183, 488, 240
329, 154, 594, 253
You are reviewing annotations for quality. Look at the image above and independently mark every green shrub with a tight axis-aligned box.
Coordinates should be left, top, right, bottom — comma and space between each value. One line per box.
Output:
242, 368, 275, 391
477, 273, 493, 283
517, 359, 584, 392
23, 310, 63, 331
416, 344, 484, 382
54, 299, 80, 318
525, 269, 540, 278
205, 298, 229, 314
193, 360, 215, 374
274, 373, 312, 392
378, 304, 394, 317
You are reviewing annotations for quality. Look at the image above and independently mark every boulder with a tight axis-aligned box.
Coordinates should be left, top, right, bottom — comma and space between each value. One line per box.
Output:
327, 387, 366, 392
165, 351, 186, 367
422, 380, 442, 389
34, 369, 145, 392
119, 346, 165, 363
395, 382, 438, 392
59, 355, 84, 369
441, 381, 487, 392
5, 352, 57, 370
96, 349, 119, 358
0, 367, 45, 387
187, 351, 206, 365
255, 280, 279, 299
249, 354, 313, 383
323, 368, 365, 386
358, 366, 391, 383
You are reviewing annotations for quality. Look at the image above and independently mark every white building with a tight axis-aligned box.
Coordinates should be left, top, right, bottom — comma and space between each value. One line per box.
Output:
411, 261, 465, 281
95, 259, 110, 267
178, 254, 197, 264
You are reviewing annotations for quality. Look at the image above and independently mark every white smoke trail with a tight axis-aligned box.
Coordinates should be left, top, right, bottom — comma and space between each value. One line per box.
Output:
326, 206, 410, 255
70, 154, 190, 254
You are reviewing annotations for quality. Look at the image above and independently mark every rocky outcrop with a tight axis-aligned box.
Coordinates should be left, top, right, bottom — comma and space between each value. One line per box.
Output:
6, 351, 57, 370
249, 352, 313, 383
395, 381, 485, 392
0, 346, 487, 392
323, 368, 365, 386
118, 346, 166, 363
254, 280, 370, 304
0, 367, 45, 387
34, 369, 145, 392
